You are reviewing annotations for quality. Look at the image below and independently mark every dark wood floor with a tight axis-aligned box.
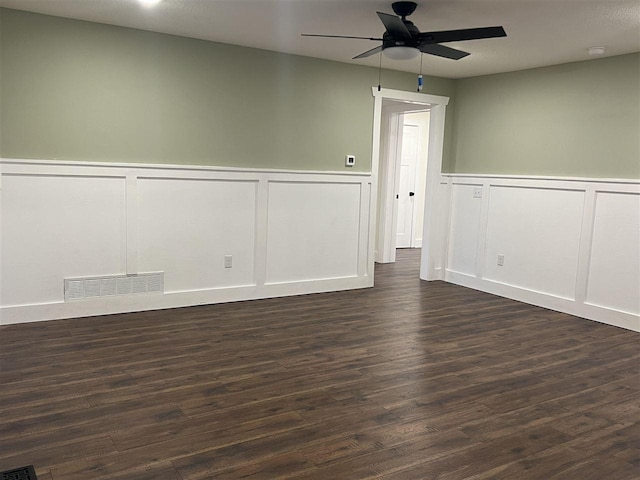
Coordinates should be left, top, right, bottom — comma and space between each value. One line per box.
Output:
1, 249, 638, 480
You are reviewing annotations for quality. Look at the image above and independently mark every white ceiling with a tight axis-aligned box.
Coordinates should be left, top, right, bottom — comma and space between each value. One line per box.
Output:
1, 0, 639, 78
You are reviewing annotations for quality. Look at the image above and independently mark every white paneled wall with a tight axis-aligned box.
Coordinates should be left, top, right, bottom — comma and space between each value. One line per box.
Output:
1, 175, 127, 306
446, 183, 482, 276
586, 191, 640, 315
0, 160, 373, 325
266, 181, 362, 284
2, 159, 638, 333
482, 186, 584, 299
137, 178, 257, 291
443, 175, 640, 332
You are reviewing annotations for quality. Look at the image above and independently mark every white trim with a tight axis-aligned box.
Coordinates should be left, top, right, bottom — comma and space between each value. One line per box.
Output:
264, 274, 358, 287
574, 186, 597, 305
443, 173, 640, 184
1, 165, 370, 187
439, 179, 452, 277
0, 275, 369, 326
419, 101, 448, 281
253, 176, 269, 288
446, 271, 639, 332
474, 180, 491, 279
370, 87, 450, 280
357, 180, 372, 280
372, 87, 450, 107
0, 165, 3, 318
125, 174, 138, 275
390, 112, 404, 259
377, 109, 404, 264
0, 158, 370, 177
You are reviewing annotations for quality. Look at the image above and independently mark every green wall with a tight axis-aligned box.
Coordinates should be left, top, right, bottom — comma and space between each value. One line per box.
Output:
451, 53, 640, 178
0, 8, 455, 172
3, 8, 637, 178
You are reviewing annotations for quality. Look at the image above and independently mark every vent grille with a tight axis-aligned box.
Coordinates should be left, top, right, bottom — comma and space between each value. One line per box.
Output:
65, 273, 164, 301
1, 465, 38, 480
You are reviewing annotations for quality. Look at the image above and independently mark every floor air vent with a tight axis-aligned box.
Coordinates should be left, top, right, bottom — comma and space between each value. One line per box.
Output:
1, 465, 38, 480
65, 272, 164, 301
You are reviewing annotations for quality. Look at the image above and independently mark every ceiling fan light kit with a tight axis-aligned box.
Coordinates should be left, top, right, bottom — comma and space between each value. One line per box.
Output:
302, 1, 507, 63
384, 45, 420, 60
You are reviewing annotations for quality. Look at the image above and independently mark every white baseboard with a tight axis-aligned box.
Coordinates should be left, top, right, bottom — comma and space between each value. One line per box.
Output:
445, 271, 639, 332
0, 275, 372, 326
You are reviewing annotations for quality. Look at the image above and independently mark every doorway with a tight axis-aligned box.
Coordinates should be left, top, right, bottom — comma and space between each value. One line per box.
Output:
396, 111, 430, 250
369, 87, 450, 282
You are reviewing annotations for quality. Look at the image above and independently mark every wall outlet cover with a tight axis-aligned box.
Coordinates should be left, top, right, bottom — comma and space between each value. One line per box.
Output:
345, 155, 356, 167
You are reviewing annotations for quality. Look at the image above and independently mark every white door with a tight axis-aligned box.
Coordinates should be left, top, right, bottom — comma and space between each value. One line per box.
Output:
395, 124, 419, 248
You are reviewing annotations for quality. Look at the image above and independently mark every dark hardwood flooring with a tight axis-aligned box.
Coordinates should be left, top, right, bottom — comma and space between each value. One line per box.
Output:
1, 249, 638, 479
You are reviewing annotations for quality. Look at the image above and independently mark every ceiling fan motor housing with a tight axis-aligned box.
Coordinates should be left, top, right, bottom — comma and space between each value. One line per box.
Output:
385, 3, 420, 49
383, 26, 419, 49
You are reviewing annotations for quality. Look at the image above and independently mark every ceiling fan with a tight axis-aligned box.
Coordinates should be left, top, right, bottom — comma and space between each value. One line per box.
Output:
302, 1, 506, 61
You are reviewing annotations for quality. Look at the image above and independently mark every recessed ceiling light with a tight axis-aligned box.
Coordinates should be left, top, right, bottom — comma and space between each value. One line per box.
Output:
139, 0, 162, 6
588, 46, 606, 56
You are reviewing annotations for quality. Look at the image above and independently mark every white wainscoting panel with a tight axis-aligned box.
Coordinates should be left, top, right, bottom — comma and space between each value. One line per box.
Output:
266, 181, 361, 284
446, 183, 483, 276
1, 174, 126, 307
0, 160, 373, 325
483, 186, 584, 300
442, 174, 640, 332
586, 191, 640, 315
137, 178, 257, 292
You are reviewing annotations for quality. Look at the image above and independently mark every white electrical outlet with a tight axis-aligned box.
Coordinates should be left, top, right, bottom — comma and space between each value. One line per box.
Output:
473, 187, 482, 198
497, 254, 505, 266
224, 255, 233, 268
345, 155, 355, 167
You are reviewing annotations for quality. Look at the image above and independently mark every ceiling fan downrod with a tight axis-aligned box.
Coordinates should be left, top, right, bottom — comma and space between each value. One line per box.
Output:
391, 1, 418, 20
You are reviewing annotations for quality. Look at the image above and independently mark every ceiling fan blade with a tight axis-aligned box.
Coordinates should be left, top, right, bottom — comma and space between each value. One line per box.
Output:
353, 45, 383, 59
376, 12, 412, 41
301, 34, 383, 41
419, 43, 469, 60
419, 26, 506, 44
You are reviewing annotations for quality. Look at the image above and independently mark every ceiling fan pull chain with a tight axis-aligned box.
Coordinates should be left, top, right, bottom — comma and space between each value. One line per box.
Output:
417, 53, 424, 92
378, 50, 383, 91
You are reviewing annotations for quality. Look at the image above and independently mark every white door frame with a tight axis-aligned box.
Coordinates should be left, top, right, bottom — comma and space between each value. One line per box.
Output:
370, 87, 450, 281
376, 105, 405, 264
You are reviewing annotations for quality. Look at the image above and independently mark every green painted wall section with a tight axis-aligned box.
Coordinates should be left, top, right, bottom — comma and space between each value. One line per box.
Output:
0, 8, 455, 172
3, 9, 637, 178
451, 54, 640, 178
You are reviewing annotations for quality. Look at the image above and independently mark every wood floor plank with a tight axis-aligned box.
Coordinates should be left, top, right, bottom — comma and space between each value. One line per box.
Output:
1, 249, 638, 479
